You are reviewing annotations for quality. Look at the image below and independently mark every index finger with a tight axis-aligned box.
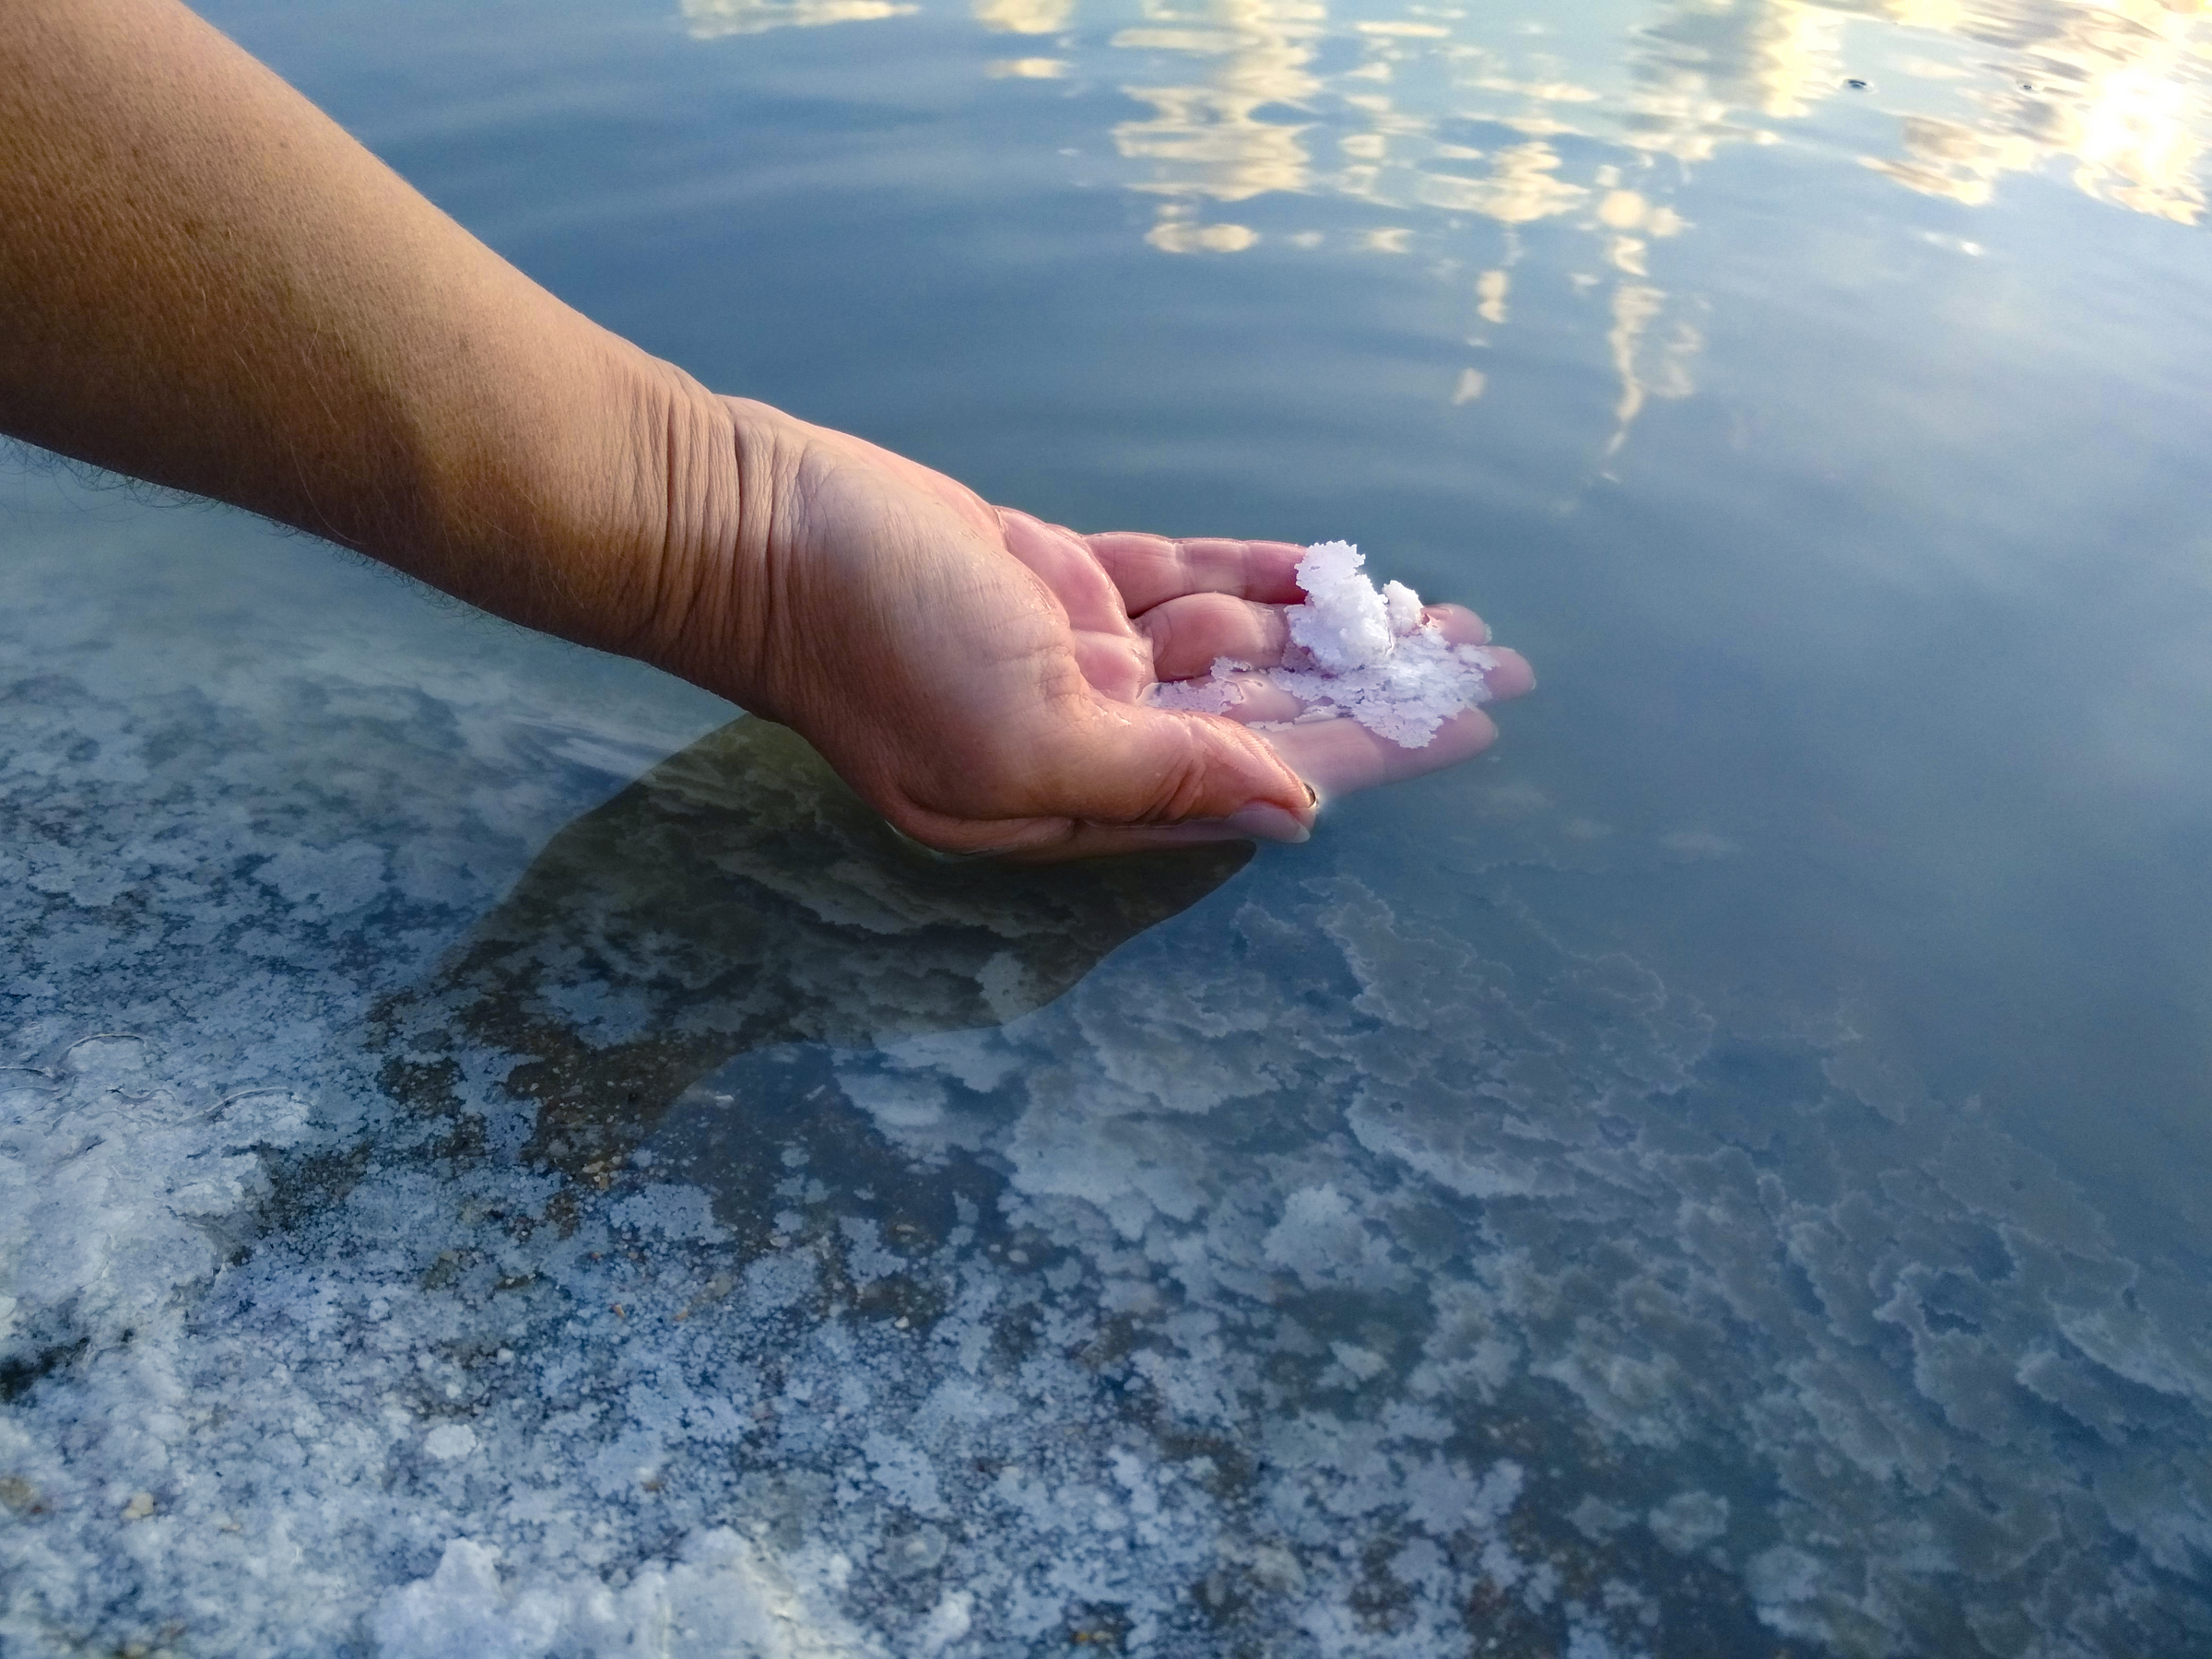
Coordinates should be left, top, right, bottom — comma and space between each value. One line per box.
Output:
1083, 533, 1308, 616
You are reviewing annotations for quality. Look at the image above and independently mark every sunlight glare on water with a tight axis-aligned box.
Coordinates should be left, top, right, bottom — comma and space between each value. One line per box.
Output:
6, 1, 2212, 1656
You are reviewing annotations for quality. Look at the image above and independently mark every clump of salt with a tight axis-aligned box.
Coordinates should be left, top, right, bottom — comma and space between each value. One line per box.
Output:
1289, 540, 1396, 673
1149, 540, 1501, 748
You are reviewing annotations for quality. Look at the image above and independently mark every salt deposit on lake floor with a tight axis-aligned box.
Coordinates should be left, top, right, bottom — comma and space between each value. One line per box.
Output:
1148, 542, 1503, 748
6, 502, 2210, 1659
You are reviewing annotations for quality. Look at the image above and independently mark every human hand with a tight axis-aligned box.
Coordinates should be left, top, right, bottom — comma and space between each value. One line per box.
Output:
644, 399, 1532, 862
0, 0, 1534, 856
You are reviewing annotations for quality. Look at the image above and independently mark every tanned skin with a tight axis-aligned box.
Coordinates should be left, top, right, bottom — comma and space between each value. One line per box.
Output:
0, 0, 1530, 858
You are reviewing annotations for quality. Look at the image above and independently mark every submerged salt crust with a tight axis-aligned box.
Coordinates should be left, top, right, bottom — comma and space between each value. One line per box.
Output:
6, 494, 2212, 1659
1148, 542, 1501, 748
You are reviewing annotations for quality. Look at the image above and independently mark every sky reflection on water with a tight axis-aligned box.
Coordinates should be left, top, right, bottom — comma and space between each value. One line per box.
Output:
684, 0, 2212, 454
6, 1, 2212, 1655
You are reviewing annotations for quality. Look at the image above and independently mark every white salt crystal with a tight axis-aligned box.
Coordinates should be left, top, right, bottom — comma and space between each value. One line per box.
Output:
1382, 580, 1423, 636
424, 1423, 479, 1461
1147, 673, 1245, 714
1146, 541, 1500, 749
1288, 541, 1394, 672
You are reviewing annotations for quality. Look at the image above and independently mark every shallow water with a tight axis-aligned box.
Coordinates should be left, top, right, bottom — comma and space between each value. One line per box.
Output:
6, 1, 2212, 1654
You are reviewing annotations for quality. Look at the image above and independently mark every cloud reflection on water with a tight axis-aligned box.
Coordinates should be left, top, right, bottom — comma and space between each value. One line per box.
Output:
682, 0, 916, 38
1095, 0, 2211, 441
675, 0, 2212, 447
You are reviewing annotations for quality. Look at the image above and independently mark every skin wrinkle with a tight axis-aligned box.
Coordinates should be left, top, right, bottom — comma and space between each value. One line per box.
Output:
632, 382, 716, 671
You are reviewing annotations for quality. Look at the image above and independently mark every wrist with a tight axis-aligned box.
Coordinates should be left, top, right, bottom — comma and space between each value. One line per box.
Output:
393, 333, 744, 677
575, 347, 746, 675
629, 391, 807, 719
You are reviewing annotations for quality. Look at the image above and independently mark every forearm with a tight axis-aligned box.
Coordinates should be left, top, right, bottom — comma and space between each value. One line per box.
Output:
0, 0, 1407, 857
0, 0, 729, 657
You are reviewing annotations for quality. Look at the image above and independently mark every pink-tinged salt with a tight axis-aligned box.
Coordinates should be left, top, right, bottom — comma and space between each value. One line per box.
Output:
1148, 541, 1500, 748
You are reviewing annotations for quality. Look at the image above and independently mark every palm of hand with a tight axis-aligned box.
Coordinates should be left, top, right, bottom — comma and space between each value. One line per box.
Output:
704, 401, 1530, 860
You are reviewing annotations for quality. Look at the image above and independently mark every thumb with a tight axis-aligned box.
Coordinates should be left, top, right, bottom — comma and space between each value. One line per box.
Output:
958, 695, 1317, 860
1072, 694, 1314, 822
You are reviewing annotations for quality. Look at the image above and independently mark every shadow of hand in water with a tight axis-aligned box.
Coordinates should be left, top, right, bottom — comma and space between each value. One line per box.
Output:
370, 717, 1250, 1197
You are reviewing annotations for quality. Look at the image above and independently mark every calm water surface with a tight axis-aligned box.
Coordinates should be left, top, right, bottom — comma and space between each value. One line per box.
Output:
6, 1, 2212, 1654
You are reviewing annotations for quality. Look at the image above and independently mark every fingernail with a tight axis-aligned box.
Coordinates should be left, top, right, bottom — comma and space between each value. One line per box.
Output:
1225, 802, 1312, 844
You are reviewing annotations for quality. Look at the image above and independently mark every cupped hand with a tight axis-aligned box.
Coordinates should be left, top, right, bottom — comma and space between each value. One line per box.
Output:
660, 398, 1532, 861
